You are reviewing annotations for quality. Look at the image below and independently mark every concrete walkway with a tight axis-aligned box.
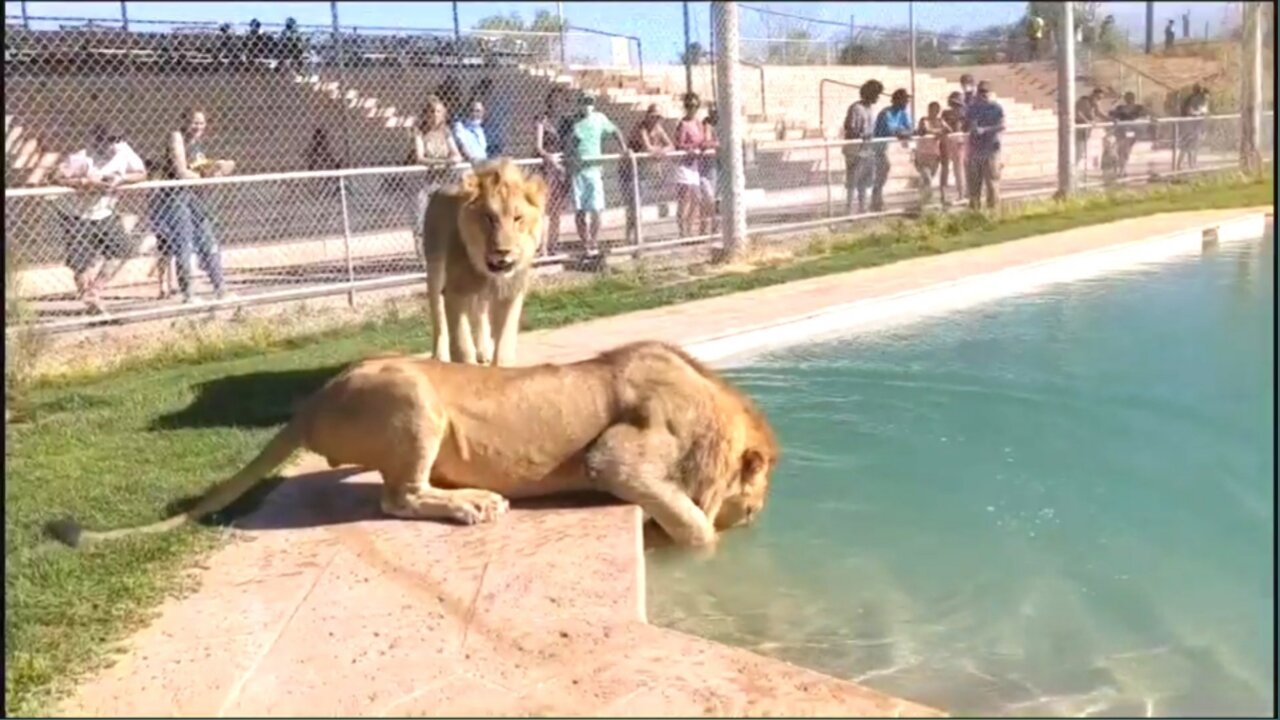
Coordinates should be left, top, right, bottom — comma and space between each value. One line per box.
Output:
59, 208, 1269, 717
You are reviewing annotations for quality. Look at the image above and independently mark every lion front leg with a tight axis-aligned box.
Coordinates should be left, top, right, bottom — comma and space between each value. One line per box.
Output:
586, 423, 716, 548
426, 251, 450, 362
445, 292, 480, 365
473, 296, 495, 366
489, 292, 525, 367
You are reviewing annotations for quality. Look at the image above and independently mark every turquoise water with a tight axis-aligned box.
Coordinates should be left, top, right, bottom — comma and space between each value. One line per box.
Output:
647, 236, 1275, 717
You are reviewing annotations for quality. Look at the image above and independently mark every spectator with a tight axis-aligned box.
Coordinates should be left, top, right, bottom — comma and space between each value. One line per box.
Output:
1176, 84, 1209, 170
842, 79, 883, 215
51, 123, 147, 314
535, 88, 572, 255
621, 103, 674, 245
305, 127, 339, 171
1108, 91, 1148, 177
1165, 19, 1176, 51
959, 73, 977, 106
1026, 13, 1046, 61
964, 80, 1006, 211
700, 104, 721, 234
673, 92, 707, 237
1075, 88, 1106, 167
915, 101, 951, 206
565, 93, 628, 270
436, 75, 466, 119
409, 95, 463, 250
871, 88, 914, 213
452, 98, 488, 163
471, 77, 512, 157
939, 90, 968, 204
152, 107, 234, 304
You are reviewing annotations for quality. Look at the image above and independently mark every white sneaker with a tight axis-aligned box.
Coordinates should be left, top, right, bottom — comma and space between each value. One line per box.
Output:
182, 295, 205, 306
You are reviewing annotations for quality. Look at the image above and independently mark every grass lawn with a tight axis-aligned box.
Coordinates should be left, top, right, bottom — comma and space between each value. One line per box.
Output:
4, 173, 1273, 714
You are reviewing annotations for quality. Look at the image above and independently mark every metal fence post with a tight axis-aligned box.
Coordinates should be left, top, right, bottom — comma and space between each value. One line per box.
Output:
629, 153, 644, 256
1171, 122, 1178, 171
1240, 1, 1263, 175
908, 1, 917, 122
712, 1, 747, 261
119, 1, 129, 32
1056, 1, 1076, 199
338, 176, 356, 307
330, 1, 351, 169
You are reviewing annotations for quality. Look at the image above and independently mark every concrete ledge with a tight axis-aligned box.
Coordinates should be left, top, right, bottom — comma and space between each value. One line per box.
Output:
56, 208, 1270, 717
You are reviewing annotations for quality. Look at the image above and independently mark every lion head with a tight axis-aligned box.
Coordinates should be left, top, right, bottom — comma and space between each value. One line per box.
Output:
456, 159, 548, 279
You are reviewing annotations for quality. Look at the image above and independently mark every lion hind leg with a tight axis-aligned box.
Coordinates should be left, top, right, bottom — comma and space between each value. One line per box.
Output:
379, 431, 508, 525
586, 423, 716, 548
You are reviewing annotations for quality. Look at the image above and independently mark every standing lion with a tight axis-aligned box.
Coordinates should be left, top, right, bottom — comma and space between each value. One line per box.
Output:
421, 159, 548, 366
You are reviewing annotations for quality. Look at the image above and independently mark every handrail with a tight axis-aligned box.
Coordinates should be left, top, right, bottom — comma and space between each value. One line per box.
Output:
819, 78, 867, 136
1096, 52, 1178, 94
739, 59, 766, 118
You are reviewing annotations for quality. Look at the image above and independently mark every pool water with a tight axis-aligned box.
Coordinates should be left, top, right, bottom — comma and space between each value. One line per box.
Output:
647, 236, 1274, 716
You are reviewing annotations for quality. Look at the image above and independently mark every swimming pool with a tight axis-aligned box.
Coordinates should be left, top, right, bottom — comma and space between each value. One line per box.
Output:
648, 234, 1274, 716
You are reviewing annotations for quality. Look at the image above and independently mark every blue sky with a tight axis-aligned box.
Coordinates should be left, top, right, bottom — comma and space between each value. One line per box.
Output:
6, 2, 1241, 63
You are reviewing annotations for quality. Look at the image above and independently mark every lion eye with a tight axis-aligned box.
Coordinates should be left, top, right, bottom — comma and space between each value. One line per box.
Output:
513, 214, 524, 224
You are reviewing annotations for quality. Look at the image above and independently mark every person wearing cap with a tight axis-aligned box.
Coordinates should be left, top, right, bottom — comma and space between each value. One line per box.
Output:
842, 79, 883, 214
565, 91, 628, 270
939, 90, 968, 204
870, 88, 914, 213
1107, 91, 1149, 177
964, 80, 1006, 210
1075, 88, 1106, 168
51, 123, 148, 314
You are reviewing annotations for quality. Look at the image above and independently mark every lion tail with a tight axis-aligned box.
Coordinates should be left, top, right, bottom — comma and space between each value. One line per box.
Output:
46, 422, 306, 549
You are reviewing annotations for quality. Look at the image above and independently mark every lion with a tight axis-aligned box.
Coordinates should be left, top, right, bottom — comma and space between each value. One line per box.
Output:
422, 159, 547, 367
47, 341, 779, 550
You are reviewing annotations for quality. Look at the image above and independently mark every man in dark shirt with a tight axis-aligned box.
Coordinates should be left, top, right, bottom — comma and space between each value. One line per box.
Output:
1108, 91, 1148, 177
964, 81, 1005, 210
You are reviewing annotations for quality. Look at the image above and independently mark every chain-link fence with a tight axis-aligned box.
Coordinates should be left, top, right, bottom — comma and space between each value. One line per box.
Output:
5, 2, 1271, 334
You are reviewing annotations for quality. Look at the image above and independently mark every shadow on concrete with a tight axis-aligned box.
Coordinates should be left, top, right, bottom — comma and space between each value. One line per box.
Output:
150, 365, 341, 431
168, 464, 629, 533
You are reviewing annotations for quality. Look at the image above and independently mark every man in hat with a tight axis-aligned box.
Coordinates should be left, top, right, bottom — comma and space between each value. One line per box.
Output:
869, 88, 914, 212
964, 80, 1006, 210
565, 92, 628, 270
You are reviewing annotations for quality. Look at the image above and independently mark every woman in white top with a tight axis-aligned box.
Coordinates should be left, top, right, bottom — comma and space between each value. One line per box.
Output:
409, 94, 463, 249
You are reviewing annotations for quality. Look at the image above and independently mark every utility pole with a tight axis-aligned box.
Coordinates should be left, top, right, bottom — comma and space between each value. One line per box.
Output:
1056, 1, 1076, 199
683, 0, 693, 99
908, 1, 917, 122
712, 1, 747, 261
120, 1, 129, 31
1152, 0, 1162, 53
557, 2, 566, 67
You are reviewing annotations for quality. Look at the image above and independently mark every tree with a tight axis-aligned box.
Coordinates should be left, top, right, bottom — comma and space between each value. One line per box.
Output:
680, 41, 707, 65
474, 10, 566, 64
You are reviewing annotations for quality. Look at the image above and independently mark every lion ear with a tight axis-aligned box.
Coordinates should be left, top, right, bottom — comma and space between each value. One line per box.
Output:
741, 448, 766, 484
523, 173, 548, 210
458, 171, 482, 203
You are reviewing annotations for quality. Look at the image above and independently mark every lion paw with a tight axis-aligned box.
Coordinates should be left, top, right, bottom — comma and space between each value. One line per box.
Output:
447, 490, 509, 525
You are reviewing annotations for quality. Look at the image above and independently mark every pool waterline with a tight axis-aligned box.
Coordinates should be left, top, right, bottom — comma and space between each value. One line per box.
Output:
651, 226, 1274, 716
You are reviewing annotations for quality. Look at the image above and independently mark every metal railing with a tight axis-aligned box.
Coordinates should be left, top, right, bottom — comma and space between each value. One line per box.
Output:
10, 109, 1264, 335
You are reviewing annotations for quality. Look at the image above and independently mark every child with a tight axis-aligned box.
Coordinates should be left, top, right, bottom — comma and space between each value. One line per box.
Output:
914, 101, 951, 206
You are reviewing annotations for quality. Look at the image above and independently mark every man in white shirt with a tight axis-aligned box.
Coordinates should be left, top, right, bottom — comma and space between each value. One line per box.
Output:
52, 124, 147, 313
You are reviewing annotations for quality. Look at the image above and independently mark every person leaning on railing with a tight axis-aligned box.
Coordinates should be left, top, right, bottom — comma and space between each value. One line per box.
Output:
409, 94, 464, 253
151, 107, 235, 305
939, 91, 968, 204
871, 88, 914, 214
700, 104, 721, 235
842, 79, 884, 215
621, 103, 674, 245
50, 123, 148, 315
964, 80, 1006, 211
914, 101, 952, 206
535, 87, 573, 256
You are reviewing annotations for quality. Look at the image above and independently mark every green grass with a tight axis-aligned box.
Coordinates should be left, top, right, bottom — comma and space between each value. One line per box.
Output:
4, 174, 1273, 715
